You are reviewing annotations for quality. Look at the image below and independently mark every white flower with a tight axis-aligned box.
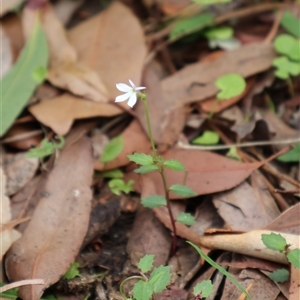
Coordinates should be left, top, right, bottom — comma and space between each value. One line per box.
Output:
115, 79, 145, 108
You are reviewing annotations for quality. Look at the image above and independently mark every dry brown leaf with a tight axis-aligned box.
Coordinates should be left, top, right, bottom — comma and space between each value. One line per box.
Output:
5, 136, 94, 300
29, 94, 123, 135
3, 151, 39, 196
22, 4, 108, 102
94, 120, 152, 170
289, 265, 300, 300
0, 0, 23, 17
212, 181, 277, 231
67, 1, 147, 100
128, 148, 265, 199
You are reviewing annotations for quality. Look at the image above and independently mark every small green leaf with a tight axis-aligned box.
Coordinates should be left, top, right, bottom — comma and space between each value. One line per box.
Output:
127, 153, 154, 166
280, 11, 300, 38
226, 146, 242, 161
193, 280, 214, 298
261, 233, 287, 252
277, 143, 300, 162
170, 13, 213, 42
138, 255, 154, 273
149, 265, 171, 293
205, 26, 234, 40
135, 165, 159, 174
215, 73, 246, 100
176, 212, 195, 226
273, 56, 300, 79
132, 280, 153, 300
1, 15, 49, 137
287, 249, 300, 269
192, 130, 219, 145
0, 282, 18, 300
141, 195, 167, 208
274, 34, 300, 61
269, 269, 290, 283
163, 159, 186, 171
63, 262, 80, 279
101, 136, 124, 163
169, 184, 197, 197
32, 66, 47, 84
108, 179, 134, 195
100, 169, 124, 178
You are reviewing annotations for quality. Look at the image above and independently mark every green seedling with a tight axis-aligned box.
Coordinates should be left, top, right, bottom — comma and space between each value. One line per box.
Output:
108, 179, 134, 195
261, 233, 300, 282
26, 136, 65, 159
63, 262, 81, 280
193, 280, 214, 299
192, 130, 220, 145
101, 136, 124, 164
277, 143, 300, 162
1, 14, 49, 137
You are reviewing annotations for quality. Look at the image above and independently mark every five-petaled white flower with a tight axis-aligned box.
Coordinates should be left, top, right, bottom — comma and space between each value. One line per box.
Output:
115, 79, 146, 108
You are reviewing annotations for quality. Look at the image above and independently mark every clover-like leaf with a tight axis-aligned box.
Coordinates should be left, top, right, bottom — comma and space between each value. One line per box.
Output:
135, 165, 159, 174
101, 136, 124, 163
138, 254, 154, 273
141, 195, 167, 208
127, 153, 154, 166
274, 34, 300, 61
215, 73, 246, 100
108, 179, 134, 195
273, 56, 300, 79
280, 11, 300, 38
269, 269, 290, 283
192, 130, 219, 145
163, 159, 186, 171
287, 249, 300, 269
261, 233, 287, 252
149, 265, 171, 293
193, 280, 214, 298
169, 184, 197, 197
176, 212, 195, 226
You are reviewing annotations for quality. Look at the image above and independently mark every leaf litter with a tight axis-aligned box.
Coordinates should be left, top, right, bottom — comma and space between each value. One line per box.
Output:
1, 1, 300, 300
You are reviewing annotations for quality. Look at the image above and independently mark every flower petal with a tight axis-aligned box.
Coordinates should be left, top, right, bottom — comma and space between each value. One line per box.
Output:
127, 93, 137, 107
115, 92, 131, 102
135, 86, 146, 91
116, 83, 132, 92
129, 79, 136, 89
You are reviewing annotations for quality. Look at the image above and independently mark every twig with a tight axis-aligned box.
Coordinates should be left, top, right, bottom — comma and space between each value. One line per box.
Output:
264, 9, 284, 44
177, 136, 300, 151
0, 279, 45, 293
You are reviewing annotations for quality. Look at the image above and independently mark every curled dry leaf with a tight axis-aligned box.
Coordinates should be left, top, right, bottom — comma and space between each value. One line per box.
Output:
22, 4, 108, 102
5, 136, 94, 300
67, 1, 147, 100
29, 93, 124, 135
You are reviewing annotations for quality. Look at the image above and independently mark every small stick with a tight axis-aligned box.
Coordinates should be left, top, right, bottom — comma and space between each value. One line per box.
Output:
0, 279, 45, 293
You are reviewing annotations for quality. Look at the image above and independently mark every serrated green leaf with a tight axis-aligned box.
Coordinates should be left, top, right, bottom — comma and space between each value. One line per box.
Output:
176, 212, 195, 226
205, 26, 234, 40
135, 165, 159, 174
170, 13, 213, 42
138, 255, 154, 273
192, 130, 220, 145
127, 153, 154, 166
277, 143, 300, 162
108, 179, 134, 195
274, 34, 300, 61
132, 280, 153, 300
63, 262, 80, 279
1, 15, 49, 137
215, 73, 246, 100
269, 268, 290, 283
261, 233, 287, 252
141, 195, 167, 208
169, 184, 197, 197
101, 136, 124, 163
280, 11, 300, 38
100, 169, 124, 178
287, 249, 300, 268
149, 265, 171, 293
193, 280, 214, 297
163, 159, 186, 171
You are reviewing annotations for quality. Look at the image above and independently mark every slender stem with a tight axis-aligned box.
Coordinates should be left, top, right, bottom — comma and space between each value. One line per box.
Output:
159, 168, 177, 255
119, 275, 145, 300
142, 98, 157, 157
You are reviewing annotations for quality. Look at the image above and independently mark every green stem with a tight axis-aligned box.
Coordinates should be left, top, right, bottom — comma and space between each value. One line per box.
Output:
159, 168, 177, 255
142, 98, 157, 157
119, 275, 145, 300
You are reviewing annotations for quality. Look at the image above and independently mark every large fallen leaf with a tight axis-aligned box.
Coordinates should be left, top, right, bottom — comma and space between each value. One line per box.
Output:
127, 148, 266, 199
29, 93, 124, 135
0, 0, 24, 17
67, 1, 147, 100
22, 4, 108, 102
5, 136, 94, 300
1, 12, 48, 137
